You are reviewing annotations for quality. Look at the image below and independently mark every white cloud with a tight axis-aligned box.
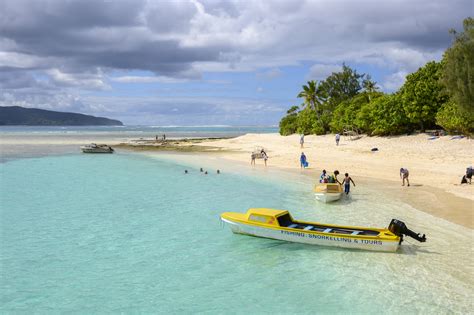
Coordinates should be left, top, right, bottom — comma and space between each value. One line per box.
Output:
0, 0, 470, 124
46, 68, 109, 90
308, 64, 342, 81
381, 71, 408, 92
111, 76, 189, 84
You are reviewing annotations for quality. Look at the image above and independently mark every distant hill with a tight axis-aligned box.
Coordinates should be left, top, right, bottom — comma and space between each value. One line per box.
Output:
0, 106, 123, 126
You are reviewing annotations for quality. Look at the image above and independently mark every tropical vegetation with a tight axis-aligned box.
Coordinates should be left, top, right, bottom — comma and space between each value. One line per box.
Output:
279, 17, 474, 136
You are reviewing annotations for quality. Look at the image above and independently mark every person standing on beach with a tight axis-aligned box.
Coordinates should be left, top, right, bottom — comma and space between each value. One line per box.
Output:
261, 149, 268, 166
400, 168, 410, 186
300, 134, 305, 148
300, 152, 307, 169
335, 133, 340, 146
342, 173, 355, 195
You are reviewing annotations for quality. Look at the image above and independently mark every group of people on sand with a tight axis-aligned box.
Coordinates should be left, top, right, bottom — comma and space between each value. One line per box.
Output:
251, 133, 469, 190
319, 169, 355, 195
250, 148, 268, 166
300, 134, 341, 148
155, 134, 166, 141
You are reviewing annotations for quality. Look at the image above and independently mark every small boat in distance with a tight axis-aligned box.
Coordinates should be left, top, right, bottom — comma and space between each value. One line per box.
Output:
221, 208, 426, 252
81, 143, 114, 153
314, 183, 343, 203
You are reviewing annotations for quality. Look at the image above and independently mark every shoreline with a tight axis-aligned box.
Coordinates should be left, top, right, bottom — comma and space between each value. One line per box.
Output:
117, 133, 473, 229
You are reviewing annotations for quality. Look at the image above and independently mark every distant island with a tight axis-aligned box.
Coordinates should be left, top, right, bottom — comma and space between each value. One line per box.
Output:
0, 106, 123, 126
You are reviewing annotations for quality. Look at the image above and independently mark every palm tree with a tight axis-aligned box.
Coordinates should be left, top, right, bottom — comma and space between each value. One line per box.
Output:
297, 80, 324, 120
362, 75, 379, 102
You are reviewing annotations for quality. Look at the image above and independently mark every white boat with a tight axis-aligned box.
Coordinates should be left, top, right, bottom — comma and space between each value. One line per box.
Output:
221, 208, 427, 252
314, 183, 343, 203
80, 143, 114, 153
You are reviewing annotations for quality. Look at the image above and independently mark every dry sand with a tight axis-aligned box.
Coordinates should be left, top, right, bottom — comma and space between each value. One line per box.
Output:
193, 133, 473, 228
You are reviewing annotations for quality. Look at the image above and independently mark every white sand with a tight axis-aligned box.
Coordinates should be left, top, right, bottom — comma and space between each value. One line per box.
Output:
196, 133, 474, 201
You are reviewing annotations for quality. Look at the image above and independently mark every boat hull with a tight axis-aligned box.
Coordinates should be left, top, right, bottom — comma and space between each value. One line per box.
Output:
314, 183, 343, 203
314, 192, 342, 203
80, 144, 114, 153
222, 218, 399, 252
81, 148, 114, 153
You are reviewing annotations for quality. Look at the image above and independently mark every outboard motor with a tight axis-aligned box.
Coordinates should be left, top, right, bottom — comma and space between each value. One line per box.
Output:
388, 219, 426, 244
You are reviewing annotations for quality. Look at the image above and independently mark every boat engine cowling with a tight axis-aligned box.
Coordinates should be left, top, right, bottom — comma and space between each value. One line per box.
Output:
388, 219, 426, 243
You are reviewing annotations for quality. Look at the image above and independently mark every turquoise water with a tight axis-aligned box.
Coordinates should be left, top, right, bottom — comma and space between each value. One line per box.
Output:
1, 153, 472, 313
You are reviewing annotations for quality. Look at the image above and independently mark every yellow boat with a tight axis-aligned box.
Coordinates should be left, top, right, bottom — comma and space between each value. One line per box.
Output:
314, 183, 343, 203
221, 208, 426, 252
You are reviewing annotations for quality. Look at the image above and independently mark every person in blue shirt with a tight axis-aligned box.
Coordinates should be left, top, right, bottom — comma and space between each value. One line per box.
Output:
320, 169, 328, 183
300, 152, 307, 169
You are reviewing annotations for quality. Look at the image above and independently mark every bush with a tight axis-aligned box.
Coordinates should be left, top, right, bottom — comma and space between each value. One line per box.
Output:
330, 93, 376, 133
355, 101, 375, 134
369, 94, 410, 135
295, 108, 315, 134
279, 114, 298, 135
436, 100, 474, 135
279, 106, 299, 135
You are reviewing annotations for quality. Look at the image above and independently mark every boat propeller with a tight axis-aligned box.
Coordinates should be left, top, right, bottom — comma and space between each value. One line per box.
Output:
388, 219, 426, 244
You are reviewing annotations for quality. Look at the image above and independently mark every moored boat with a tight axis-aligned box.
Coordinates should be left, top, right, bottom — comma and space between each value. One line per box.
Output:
221, 208, 426, 252
314, 183, 343, 203
81, 143, 114, 153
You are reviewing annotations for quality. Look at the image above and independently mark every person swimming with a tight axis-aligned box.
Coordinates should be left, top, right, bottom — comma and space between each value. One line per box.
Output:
217, 170, 220, 174
184, 170, 188, 174
200, 168, 204, 172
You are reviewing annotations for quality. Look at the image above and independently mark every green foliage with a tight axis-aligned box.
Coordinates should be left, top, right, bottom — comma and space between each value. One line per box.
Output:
320, 64, 364, 105
441, 18, 474, 115
279, 106, 300, 135
296, 107, 318, 134
399, 61, 448, 130
279, 20, 473, 137
368, 94, 409, 135
330, 93, 369, 132
355, 94, 408, 135
297, 80, 325, 119
436, 100, 474, 135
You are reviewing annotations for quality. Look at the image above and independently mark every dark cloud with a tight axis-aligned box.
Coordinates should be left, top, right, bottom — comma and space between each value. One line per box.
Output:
0, 0, 471, 123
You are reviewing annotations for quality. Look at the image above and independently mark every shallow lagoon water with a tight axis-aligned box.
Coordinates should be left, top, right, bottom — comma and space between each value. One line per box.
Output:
0, 152, 472, 313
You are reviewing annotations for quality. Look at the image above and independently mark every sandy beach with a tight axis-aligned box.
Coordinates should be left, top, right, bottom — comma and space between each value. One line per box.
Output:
187, 133, 473, 228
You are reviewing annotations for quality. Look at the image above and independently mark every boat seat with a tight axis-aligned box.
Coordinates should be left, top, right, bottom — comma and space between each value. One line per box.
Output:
351, 231, 362, 235
323, 228, 332, 233
288, 224, 298, 228
304, 225, 314, 230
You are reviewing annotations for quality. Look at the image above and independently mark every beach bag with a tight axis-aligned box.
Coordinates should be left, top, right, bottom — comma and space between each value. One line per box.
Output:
304, 161, 309, 167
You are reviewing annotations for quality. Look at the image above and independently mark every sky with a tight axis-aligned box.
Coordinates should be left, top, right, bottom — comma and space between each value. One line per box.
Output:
0, 0, 471, 125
